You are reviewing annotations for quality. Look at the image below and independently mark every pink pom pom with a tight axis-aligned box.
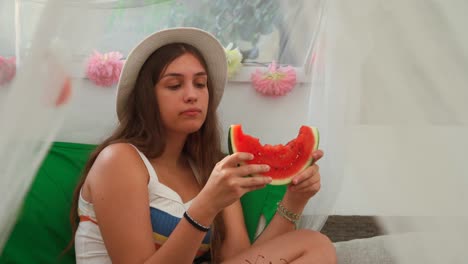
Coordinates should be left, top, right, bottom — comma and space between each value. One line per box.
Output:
251, 61, 297, 96
85, 51, 124, 87
0, 56, 16, 86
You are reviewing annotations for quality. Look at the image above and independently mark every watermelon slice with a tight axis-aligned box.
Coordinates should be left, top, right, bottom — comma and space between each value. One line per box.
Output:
228, 124, 319, 185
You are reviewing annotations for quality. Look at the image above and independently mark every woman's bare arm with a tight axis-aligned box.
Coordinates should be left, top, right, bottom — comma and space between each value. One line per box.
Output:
88, 143, 216, 264
218, 201, 251, 260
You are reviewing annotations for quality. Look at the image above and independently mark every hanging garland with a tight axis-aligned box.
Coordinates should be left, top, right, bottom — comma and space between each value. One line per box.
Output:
18, 42, 298, 96
251, 61, 297, 96
85, 51, 124, 87
224, 43, 243, 79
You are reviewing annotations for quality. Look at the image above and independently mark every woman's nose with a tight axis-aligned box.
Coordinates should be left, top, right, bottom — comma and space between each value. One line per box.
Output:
184, 84, 198, 103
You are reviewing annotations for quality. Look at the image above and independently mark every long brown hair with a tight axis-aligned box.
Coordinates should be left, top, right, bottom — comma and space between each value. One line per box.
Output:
67, 43, 226, 262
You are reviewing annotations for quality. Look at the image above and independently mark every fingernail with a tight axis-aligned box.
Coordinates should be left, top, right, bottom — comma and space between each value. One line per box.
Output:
264, 165, 270, 171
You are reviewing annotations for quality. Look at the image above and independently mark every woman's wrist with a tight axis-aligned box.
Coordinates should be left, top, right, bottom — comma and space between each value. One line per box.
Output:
188, 194, 219, 228
183, 211, 210, 232
281, 192, 307, 215
276, 201, 302, 227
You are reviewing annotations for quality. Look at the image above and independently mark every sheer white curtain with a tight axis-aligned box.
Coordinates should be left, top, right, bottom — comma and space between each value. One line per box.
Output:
2, 0, 467, 262
0, 0, 16, 106
0, 0, 333, 251
301, 9, 344, 232
0, 0, 106, 250
326, 0, 468, 262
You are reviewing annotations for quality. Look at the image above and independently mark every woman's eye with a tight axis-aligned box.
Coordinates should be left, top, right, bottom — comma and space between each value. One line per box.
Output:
167, 84, 181, 90
195, 83, 207, 88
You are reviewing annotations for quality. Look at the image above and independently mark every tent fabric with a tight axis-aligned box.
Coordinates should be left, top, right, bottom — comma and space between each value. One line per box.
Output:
0, 142, 96, 264
2, 0, 332, 253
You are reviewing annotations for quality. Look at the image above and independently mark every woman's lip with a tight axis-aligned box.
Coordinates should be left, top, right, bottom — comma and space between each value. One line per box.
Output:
181, 109, 201, 116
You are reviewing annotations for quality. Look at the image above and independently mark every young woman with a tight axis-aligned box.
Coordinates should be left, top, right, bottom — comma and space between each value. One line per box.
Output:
71, 27, 336, 264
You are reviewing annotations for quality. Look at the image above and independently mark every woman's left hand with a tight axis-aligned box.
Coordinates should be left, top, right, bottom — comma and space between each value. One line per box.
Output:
284, 150, 324, 206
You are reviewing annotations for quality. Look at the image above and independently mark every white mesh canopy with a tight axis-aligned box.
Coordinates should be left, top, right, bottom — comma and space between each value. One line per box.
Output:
0, 0, 467, 262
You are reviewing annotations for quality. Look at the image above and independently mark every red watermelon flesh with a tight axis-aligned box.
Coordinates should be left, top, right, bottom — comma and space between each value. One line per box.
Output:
228, 124, 319, 185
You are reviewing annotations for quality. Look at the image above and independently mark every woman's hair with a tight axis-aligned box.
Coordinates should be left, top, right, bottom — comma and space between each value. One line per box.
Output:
67, 43, 226, 262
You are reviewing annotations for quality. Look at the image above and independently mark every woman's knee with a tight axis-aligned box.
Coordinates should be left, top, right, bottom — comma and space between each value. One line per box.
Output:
294, 229, 337, 263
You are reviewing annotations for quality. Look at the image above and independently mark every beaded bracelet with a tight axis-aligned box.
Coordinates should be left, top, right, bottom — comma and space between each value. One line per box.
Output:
183, 211, 210, 232
276, 201, 301, 226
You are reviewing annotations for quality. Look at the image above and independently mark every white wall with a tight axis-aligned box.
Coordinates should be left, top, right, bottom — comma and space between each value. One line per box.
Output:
54, 71, 315, 149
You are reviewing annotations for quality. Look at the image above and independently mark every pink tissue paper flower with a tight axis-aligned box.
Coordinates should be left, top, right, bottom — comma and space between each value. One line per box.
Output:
0, 56, 16, 86
251, 61, 296, 96
86, 51, 123, 87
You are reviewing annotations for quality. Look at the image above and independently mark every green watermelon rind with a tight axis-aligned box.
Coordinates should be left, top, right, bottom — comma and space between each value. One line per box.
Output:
227, 125, 320, 185
228, 126, 249, 170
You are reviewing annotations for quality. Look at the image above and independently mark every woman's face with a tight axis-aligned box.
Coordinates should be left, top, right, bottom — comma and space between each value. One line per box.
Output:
155, 53, 209, 135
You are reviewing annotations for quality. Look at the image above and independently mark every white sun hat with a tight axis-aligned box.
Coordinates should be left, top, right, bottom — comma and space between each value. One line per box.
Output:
115, 27, 228, 121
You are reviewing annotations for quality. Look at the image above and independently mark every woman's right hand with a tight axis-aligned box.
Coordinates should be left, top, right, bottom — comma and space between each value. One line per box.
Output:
197, 152, 271, 215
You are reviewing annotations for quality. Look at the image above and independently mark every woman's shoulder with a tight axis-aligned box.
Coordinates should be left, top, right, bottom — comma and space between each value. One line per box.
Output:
98, 142, 140, 163
82, 142, 149, 204
88, 143, 148, 184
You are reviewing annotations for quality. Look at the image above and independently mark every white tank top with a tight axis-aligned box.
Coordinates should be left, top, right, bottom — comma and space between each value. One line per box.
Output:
74, 144, 211, 263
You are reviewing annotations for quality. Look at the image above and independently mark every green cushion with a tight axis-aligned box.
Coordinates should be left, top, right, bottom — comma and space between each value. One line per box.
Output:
0, 142, 97, 264
240, 185, 287, 242
0, 141, 285, 262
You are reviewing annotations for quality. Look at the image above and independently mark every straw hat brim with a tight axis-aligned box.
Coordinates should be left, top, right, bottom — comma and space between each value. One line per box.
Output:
116, 27, 227, 121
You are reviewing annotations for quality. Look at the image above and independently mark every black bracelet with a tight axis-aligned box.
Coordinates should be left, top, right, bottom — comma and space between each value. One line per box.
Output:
183, 211, 210, 232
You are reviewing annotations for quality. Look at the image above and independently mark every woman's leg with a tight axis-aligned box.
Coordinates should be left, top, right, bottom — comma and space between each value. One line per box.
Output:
222, 229, 336, 264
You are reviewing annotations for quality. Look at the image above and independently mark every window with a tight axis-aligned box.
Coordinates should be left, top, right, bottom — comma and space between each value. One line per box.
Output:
105, 0, 327, 67
165, 0, 327, 67
16, 0, 327, 80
